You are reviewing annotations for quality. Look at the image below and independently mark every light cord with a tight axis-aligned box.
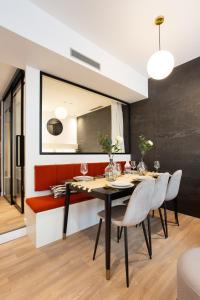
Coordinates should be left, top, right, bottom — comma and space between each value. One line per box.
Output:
159, 25, 161, 50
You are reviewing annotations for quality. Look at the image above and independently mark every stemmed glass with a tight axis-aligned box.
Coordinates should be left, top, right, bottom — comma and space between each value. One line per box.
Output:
115, 163, 122, 177
80, 163, 88, 176
130, 160, 137, 173
154, 161, 160, 172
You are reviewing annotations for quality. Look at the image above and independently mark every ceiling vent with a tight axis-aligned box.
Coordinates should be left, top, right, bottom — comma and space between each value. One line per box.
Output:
70, 48, 100, 70
90, 105, 104, 112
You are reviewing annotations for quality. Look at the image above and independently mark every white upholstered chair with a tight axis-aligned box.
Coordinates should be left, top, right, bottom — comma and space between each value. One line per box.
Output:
165, 170, 182, 226
93, 179, 155, 287
150, 173, 170, 239
177, 248, 200, 300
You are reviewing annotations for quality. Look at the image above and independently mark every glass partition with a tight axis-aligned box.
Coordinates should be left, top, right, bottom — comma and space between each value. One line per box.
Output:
2, 71, 24, 213
12, 82, 24, 211
3, 94, 12, 203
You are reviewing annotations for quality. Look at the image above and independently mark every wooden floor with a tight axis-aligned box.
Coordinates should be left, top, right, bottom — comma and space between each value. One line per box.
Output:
0, 211, 200, 300
0, 197, 25, 234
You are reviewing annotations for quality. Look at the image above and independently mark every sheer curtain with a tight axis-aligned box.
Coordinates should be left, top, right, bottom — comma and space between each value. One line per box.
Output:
111, 101, 125, 152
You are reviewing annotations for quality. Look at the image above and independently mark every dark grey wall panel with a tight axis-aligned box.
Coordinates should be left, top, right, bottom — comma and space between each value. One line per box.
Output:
77, 106, 111, 152
131, 57, 200, 218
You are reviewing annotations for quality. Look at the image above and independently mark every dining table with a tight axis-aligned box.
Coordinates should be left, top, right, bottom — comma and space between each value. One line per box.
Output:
62, 173, 157, 280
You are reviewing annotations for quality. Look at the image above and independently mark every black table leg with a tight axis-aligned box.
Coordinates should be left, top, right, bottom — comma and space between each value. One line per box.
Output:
63, 183, 70, 239
105, 195, 112, 280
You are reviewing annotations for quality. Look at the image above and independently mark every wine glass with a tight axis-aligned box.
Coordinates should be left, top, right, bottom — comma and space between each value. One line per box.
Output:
130, 160, 136, 172
154, 161, 160, 172
115, 163, 122, 176
124, 161, 132, 174
80, 163, 88, 176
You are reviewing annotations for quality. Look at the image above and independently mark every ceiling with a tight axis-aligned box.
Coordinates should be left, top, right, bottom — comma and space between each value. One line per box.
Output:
0, 26, 143, 103
0, 62, 16, 98
43, 75, 113, 117
30, 0, 200, 76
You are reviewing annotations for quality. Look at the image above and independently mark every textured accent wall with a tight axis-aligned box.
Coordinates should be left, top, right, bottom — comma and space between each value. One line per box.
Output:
77, 106, 111, 152
131, 57, 200, 218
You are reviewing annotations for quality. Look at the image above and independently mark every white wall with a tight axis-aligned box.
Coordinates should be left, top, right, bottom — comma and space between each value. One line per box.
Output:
0, 0, 148, 101
25, 66, 131, 198
42, 111, 77, 152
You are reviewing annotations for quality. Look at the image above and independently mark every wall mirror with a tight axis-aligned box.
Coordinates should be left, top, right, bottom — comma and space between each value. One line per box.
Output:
40, 72, 130, 154
47, 118, 63, 136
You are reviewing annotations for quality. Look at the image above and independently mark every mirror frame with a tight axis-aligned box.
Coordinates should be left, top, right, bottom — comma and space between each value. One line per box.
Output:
46, 118, 63, 136
40, 71, 131, 155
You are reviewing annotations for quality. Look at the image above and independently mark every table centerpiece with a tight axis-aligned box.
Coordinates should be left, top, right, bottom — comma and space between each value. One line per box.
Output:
99, 134, 123, 181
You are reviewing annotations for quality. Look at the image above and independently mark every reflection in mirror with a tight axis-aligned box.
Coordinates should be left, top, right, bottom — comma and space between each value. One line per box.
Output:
41, 73, 130, 153
47, 118, 63, 136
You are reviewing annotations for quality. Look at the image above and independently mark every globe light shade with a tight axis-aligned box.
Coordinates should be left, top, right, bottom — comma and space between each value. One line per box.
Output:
147, 50, 174, 80
55, 106, 68, 119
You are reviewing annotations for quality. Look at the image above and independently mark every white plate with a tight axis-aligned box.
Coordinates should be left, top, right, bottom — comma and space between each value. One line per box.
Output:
137, 176, 148, 179
134, 176, 151, 181
73, 176, 94, 181
112, 181, 132, 187
108, 182, 134, 189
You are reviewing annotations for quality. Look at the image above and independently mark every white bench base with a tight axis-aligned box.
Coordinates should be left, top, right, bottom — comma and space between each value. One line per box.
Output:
25, 197, 127, 248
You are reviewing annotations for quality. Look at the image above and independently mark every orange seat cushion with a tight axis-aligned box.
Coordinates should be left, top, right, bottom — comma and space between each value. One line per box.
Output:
26, 192, 94, 213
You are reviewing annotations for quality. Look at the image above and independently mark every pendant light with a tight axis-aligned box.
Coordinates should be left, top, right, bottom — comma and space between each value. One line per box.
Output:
147, 16, 174, 80
55, 106, 68, 119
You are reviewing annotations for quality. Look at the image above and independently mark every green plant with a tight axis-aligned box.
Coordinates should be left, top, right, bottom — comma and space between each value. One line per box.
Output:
98, 134, 123, 156
138, 135, 154, 158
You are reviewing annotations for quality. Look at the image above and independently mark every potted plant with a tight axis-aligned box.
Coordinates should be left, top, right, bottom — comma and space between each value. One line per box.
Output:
99, 134, 123, 181
138, 135, 154, 173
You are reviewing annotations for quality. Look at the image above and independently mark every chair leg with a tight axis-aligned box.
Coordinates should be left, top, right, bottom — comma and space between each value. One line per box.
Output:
93, 218, 102, 260
124, 227, 129, 288
117, 227, 123, 242
141, 220, 151, 259
174, 198, 179, 226
152, 210, 155, 218
147, 214, 152, 258
117, 226, 120, 243
158, 208, 167, 238
163, 202, 168, 238
119, 227, 123, 239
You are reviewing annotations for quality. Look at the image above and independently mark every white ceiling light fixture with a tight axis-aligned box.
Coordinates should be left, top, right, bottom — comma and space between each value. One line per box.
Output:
147, 16, 174, 80
55, 106, 68, 119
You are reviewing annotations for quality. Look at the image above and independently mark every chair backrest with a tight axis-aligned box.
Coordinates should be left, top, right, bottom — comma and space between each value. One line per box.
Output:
151, 173, 170, 210
122, 178, 155, 227
165, 170, 182, 201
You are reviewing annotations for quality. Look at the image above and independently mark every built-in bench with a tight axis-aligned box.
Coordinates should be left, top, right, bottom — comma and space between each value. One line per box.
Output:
25, 162, 126, 247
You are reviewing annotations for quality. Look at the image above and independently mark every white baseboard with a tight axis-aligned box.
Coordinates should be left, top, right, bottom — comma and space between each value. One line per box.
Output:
0, 227, 27, 244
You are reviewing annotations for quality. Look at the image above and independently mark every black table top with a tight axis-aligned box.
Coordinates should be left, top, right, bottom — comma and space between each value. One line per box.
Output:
68, 181, 137, 201
90, 186, 135, 201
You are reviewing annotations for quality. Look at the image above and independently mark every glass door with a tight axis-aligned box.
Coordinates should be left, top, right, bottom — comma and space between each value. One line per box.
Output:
12, 78, 24, 212
3, 93, 13, 204
2, 70, 25, 213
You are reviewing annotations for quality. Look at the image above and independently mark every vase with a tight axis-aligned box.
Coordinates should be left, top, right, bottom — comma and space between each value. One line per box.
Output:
105, 156, 118, 182
137, 158, 147, 175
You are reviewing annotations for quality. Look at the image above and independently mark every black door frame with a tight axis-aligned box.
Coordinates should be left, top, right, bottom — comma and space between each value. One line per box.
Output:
2, 69, 25, 213
2, 93, 13, 204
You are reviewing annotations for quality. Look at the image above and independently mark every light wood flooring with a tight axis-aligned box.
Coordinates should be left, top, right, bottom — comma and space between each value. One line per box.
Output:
0, 197, 25, 234
0, 211, 200, 300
